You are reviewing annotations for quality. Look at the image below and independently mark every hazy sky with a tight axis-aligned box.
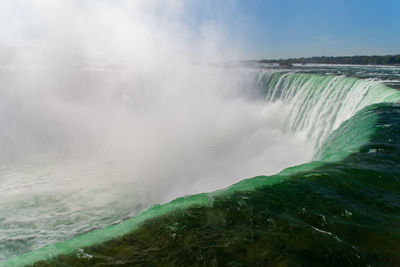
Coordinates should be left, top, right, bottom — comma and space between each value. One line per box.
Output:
0, 0, 399, 60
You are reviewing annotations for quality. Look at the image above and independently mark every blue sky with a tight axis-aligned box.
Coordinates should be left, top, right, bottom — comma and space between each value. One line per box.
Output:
185, 0, 400, 59
0, 0, 399, 60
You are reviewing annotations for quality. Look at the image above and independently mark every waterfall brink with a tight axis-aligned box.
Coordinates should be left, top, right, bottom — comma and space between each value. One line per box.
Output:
3, 69, 400, 266
257, 71, 399, 152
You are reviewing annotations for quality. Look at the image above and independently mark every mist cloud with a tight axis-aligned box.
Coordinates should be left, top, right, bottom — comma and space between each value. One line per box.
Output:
0, 1, 312, 260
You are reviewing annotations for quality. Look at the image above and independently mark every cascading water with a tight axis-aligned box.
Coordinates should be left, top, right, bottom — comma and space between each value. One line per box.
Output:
3, 66, 400, 266
257, 70, 399, 152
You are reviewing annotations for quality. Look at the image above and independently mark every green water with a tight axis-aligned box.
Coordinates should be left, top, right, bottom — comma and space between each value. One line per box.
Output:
4, 71, 400, 266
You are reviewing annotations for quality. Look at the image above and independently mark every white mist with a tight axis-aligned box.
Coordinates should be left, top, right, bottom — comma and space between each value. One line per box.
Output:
0, 1, 313, 261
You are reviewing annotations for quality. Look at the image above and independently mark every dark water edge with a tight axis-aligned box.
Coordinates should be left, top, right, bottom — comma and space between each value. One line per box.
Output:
30, 103, 400, 266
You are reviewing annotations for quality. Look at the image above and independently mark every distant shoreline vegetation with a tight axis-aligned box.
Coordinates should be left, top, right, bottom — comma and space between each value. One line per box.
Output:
247, 54, 400, 66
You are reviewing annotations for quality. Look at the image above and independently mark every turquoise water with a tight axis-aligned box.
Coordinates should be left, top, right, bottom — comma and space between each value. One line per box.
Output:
3, 68, 400, 266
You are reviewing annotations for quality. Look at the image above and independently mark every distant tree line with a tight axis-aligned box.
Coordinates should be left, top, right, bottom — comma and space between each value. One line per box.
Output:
257, 54, 400, 66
